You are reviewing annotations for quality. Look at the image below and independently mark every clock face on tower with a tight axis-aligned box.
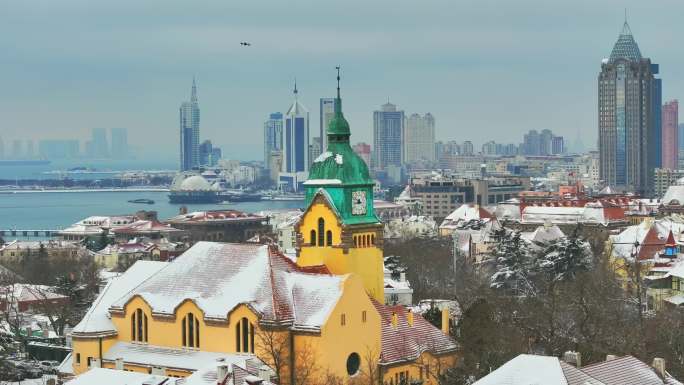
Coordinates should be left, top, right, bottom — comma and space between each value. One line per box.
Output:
352, 190, 367, 215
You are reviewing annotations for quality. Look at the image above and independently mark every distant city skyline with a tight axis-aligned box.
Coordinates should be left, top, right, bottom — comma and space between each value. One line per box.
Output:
2, 1, 684, 161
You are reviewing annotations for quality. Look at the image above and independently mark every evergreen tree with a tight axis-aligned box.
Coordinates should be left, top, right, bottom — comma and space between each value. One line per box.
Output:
536, 226, 592, 283
423, 300, 442, 330
489, 228, 535, 296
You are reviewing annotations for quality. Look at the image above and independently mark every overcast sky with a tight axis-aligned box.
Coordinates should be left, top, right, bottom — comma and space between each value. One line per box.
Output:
1, 0, 683, 161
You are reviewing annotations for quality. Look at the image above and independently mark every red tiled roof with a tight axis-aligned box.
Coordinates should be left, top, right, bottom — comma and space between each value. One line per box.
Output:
371, 299, 458, 365
639, 226, 666, 261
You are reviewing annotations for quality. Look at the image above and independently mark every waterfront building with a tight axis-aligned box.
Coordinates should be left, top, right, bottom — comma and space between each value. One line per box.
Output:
319, 97, 338, 152
165, 209, 269, 244
198, 140, 221, 167
180, 78, 201, 171
352, 142, 371, 168
263, 112, 283, 166
38, 140, 80, 159
373, 102, 404, 170
267, 150, 282, 184
278, 82, 310, 192
57, 215, 139, 242
599, 20, 661, 195
11, 140, 22, 159
309, 136, 321, 169
662, 100, 679, 169
110, 128, 129, 159
403, 113, 436, 165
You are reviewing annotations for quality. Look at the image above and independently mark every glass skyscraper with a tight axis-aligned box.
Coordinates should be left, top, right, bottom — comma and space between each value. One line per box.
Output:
279, 83, 309, 191
598, 21, 660, 194
180, 78, 200, 171
373, 102, 404, 170
264, 112, 283, 166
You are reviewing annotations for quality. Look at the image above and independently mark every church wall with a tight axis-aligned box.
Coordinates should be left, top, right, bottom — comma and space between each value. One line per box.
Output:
382, 352, 458, 385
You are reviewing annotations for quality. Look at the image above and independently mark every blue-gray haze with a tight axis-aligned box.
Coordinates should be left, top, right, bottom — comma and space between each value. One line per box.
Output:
1, 0, 683, 160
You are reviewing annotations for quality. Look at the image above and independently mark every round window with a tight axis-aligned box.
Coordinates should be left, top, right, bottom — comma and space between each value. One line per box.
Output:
346, 352, 361, 376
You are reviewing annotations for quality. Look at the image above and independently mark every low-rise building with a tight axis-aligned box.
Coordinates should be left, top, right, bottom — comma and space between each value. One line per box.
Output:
474, 353, 681, 385
111, 220, 186, 243
165, 209, 269, 244
0, 240, 81, 263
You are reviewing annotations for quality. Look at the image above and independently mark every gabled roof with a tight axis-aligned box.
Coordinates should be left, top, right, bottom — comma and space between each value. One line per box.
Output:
473, 354, 569, 385
581, 356, 670, 385
372, 299, 458, 365
72, 260, 168, 336
110, 242, 344, 330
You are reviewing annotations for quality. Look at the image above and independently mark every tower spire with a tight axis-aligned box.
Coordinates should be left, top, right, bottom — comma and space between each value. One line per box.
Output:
294, 78, 298, 98
191, 76, 198, 103
336, 66, 341, 99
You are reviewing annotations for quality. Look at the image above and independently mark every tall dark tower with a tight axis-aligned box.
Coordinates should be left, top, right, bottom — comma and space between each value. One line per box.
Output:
180, 78, 201, 171
598, 19, 661, 195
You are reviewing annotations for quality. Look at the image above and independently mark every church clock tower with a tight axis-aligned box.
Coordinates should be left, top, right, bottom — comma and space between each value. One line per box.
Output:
296, 68, 385, 302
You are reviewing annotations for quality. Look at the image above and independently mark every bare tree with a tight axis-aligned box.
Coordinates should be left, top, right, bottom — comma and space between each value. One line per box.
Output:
256, 327, 290, 384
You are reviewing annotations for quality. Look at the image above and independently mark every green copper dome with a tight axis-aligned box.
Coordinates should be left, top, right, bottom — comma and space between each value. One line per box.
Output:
304, 70, 378, 225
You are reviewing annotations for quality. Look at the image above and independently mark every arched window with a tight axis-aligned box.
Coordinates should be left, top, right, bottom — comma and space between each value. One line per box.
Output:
326, 231, 332, 246
310, 230, 316, 246
131, 308, 147, 342
317, 218, 325, 246
182, 313, 200, 348
371, 234, 375, 245
235, 317, 255, 353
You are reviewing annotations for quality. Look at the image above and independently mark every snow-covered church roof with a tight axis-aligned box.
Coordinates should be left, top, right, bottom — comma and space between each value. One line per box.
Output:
109, 242, 344, 331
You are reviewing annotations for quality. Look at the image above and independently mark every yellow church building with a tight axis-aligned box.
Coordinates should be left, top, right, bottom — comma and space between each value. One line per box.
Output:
69, 73, 458, 385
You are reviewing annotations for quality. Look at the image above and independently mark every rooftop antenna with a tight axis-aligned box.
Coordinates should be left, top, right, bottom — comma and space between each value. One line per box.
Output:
294, 77, 298, 96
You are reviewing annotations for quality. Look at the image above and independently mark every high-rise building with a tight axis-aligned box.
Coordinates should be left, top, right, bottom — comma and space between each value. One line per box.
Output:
199, 140, 221, 167
25, 140, 34, 159
91, 128, 109, 159
319, 98, 338, 152
403, 113, 436, 164
461, 140, 474, 156
111, 128, 129, 159
309, 137, 321, 168
662, 100, 679, 169
523, 130, 540, 155
598, 20, 660, 194
539, 129, 553, 155
11, 140, 22, 159
352, 142, 371, 168
679, 123, 684, 152
551, 136, 564, 155
279, 82, 310, 191
373, 102, 404, 170
38, 140, 80, 159
263, 112, 283, 166
180, 78, 200, 171
482, 141, 497, 156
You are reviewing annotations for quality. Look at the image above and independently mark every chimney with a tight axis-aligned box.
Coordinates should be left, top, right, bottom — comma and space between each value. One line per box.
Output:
606, 354, 617, 361
90, 358, 101, 368
216, 364, 229, 384
653, 358, 666, 378
151, 366, 166, 376
391, 312, 398, 328
441, 308, 449, 335
400, 272, 406, 282
563, 351, 582, 368
407, 309, 414, 327
115, 357, 124, 370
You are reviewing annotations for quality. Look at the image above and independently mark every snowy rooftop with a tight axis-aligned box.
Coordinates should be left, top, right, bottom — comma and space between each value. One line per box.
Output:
521, 204, 608, 225
473, 354, 569, 385
373, 300, 458, 365
109, 242, 344, 330
167, 210, 265, 223
72, 260, 168, 336
663, 185, 684, 206
64, 368, 176, 385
